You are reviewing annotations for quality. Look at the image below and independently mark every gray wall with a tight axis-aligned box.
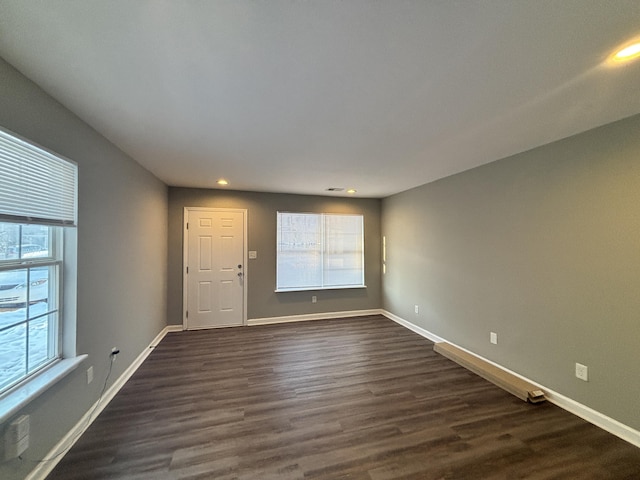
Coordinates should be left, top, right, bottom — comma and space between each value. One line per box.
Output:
2, 45, 637, 478
0, 58, 168, 479
168, 188, 381, 324
382, 113, 640, 430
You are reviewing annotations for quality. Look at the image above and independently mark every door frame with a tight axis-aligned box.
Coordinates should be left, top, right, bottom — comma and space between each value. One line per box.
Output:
183, 207, 248, 330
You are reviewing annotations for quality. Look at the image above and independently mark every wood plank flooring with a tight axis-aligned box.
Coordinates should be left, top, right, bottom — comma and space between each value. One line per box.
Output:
48, 315, 640, 479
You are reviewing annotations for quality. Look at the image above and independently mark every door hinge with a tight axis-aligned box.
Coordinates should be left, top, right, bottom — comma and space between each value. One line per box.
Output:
186, 266, 189, 274
186, 222, 189, 229
186, 311, 189, 319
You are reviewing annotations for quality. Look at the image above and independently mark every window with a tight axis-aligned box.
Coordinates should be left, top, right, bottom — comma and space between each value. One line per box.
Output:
276, 212, 365, 291
0, 223, 61, 393
0, 127, 77, 400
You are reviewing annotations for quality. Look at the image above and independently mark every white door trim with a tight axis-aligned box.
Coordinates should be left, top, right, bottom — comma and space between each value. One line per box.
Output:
183, 207, 248, 329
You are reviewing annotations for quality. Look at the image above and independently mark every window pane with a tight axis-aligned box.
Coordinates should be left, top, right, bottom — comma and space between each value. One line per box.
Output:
0, 227, 59, 394
21, 224, 50, 258
324, 215, 364, 287
0, 222, 20, 261
277, 213, 323, 289
0, 322, 27, 391
0, 268, 28, 312
0, 223, 50, 261
0, 267, 52, 311
276, 212, 365, 291
28, 266, 51, 308
0, 307, 26, 332
28, 312, 55, 371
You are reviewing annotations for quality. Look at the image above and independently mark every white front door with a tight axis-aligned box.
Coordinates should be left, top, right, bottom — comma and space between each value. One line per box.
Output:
184, 208, 246, 329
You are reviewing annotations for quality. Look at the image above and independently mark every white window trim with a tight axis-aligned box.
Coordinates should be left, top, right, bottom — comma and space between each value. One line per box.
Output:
0, 227, 81, 423
0, 127, 80, 422
275, 284, 367, 293
0, 355, 86, 424
276, 211, 366, 292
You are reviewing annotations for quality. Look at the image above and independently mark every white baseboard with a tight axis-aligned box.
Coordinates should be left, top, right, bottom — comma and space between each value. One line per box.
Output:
26, 325, 182, 480
382, 310, 446, 344
543, 389, 640, 448
248, 309, 383, 326
381, 310, 640, 449
26, 312, 640, 480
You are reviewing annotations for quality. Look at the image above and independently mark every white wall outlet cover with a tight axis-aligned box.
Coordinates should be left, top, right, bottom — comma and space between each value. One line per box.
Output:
490, 332, 498, 344
249, 250, 257, 259
4, 415, 30, 460
9, 415, 29, 439
414, 305, 419, 314
575, 362, 589, 381
5, 435, 29, 460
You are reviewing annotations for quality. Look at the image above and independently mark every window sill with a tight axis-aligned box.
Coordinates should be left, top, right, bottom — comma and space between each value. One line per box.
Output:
0, 354, 87, 424
275, 285, 367, 293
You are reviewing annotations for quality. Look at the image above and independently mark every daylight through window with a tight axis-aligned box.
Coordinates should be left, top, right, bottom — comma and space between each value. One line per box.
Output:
0, 127, 77, 396
276, 212, 365, 291
0, 223, 62, 393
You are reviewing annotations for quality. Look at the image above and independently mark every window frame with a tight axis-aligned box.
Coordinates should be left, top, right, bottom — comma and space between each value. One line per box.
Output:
276, 211, 366, 292
0, 223, 63, 395
0, 126, 83, 424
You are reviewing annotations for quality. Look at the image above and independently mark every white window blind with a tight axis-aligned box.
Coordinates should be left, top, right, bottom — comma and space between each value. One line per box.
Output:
0, 127, 77, 226
276, 212, 365, 291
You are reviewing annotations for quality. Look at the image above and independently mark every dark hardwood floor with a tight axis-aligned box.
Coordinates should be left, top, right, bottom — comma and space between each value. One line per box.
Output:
48, 315, 640, 479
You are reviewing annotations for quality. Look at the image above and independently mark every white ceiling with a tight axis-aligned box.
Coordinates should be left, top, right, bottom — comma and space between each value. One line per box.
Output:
1, 1, 639, 198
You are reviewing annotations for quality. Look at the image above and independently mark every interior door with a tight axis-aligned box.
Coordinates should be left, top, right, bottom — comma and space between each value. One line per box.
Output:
184, 208, 246, 329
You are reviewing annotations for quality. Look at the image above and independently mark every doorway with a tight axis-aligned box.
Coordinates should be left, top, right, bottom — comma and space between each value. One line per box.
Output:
183, 207, 247, 329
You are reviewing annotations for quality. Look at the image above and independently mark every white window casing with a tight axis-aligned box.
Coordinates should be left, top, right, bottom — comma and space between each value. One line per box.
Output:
0, 126, 82, 424
276, 212, 365, 292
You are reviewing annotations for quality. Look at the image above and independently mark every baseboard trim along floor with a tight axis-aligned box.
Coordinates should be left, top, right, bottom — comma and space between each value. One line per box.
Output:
247, 309, 383, 326
26, 325, 183, 480
29, 310, 640, 479
381, 309, 640, 449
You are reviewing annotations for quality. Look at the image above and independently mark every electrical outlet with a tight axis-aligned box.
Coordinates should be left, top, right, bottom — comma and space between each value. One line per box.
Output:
311, 295, 317, 303
4, 415, 29, 460
490, 332, 498, 344
86, 366, 94, 384
575, 363, 589, 381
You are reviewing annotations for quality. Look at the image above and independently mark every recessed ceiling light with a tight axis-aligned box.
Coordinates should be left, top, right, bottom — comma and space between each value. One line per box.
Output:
610, 41, 640, 63
347, 189, 357, 194
217, 179, 229, 186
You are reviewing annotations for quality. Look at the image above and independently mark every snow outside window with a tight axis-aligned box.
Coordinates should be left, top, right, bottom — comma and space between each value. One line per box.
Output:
0, 223, 61, 394
0, 126, 77, 398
